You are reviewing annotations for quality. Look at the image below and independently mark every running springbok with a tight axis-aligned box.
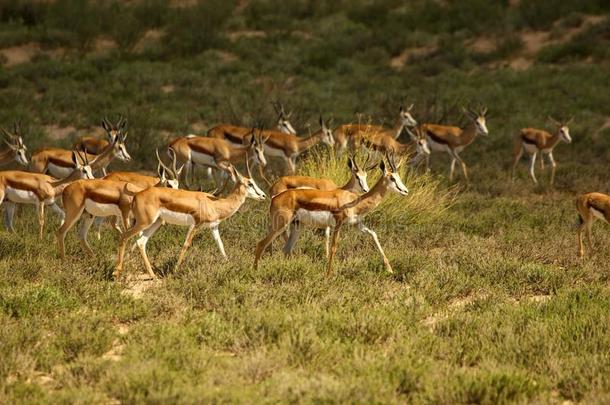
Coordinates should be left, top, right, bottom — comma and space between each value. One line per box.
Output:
56, 150, 182, 259
254, 154, 409, 276
269, 153, 375, 256
420, 106, 489, 183
511, 117, 572, 186
576, 192, 610, 258
32, 129, 131, 178
115, 160, 266, 280
168, 128, 268, 189
73, 116, 127, 155
0, 151, 95, 238
0, 124, 28, 167
332, 105, 418, 153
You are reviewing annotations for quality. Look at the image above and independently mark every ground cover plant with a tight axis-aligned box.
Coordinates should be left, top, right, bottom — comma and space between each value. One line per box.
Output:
1, 0, 609, 403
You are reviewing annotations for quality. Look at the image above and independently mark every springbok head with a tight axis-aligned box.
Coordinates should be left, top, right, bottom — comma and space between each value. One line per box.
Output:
399, 104, 418, 128
101, 116, 128, 143
1, 122, 28, 166
406, 126, 431, 156
382, 153, 409, 196
229, 160, 267, 201
347, 151, 376, 193
319, 115, 335, 147
244, 124, 270, 168
272, 101, 297, 135
464, 105, 489, 136
549, 116, 573, 144
156, 149, 183, 189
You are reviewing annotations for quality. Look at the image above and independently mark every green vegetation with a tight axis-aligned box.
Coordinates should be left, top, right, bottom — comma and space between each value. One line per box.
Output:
1, 0, 609, 403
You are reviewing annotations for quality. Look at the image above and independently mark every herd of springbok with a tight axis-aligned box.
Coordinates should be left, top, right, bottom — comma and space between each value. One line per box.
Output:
0, 104, 602, 280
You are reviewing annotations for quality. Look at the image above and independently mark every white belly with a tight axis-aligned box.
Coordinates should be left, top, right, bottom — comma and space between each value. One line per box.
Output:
85, 199, 121, 217
190, 150, 218, 167
264, 145, 287, 158
295, 209, 335, 228
426, 137, 451, 153
591, 207, 607, 222
5, 187, 40, 204
47, 163, 73, 178
159, 207, 195, 226
522, 143, 538, 154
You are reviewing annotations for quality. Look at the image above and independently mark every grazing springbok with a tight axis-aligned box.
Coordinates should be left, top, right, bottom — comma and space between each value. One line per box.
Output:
332, 105, 418, 153
269, 153, 375, 256
115, 161, 266, 280
254, 154, 409, 276
420, 106, 489, 183
576, 192, 610, 258
168, 128, 268, 189
0, 124, 28, 167
511, 117, 572, 186
73, 116, 127, 155
32, 129, 131, 178
0, 151, 94, 238
56, 150, 182, 259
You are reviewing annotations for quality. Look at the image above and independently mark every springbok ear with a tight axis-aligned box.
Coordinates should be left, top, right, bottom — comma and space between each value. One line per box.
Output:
243, 132, 254, 146
379, 159, 386, 173
347, 157, 354, 170
407, 103, 414, 111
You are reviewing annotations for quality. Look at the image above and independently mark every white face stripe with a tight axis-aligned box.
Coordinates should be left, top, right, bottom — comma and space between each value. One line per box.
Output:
388, 173, 409, 195
560, 126, 572, 143
476, 117, 488, 136
356, 171, 369, 193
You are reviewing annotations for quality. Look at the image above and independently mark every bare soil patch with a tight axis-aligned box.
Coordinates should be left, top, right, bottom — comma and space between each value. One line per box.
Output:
0, 43, 65, 67
133, 29, 165, 53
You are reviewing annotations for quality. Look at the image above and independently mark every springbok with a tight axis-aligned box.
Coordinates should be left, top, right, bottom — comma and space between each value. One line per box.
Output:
0, 151, 94, 238
115, 160, 266, 280
511, 117, 572, 186
32, 129, 131, 178
261, 116, 335, 174
0, 124, 28, 167
168, 128, 268, 189
56, 150, 182, 259
332, 105, 418, 153
254, 154, 409, 276
420, 106, 489, 183
576, 192, 610, 258
207, 102, 297, 144
73, 116, 127, 155
269, 153, 375, 256
350, 125, 431, 165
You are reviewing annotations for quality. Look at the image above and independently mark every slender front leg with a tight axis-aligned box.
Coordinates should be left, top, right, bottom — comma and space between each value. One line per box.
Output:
175, 224, 199, 270
326, 223, 342, 277
529, 152, 538, 184
286, 157, 296, 175
4, 201, 16, 232
210, 225, 227, 259
585, 218, 594, 253
78, 213, 96, 255
282, 221, 301, 256
548, 152, 557, 186
449, 157, 456, 182
511, 146, 523, 183
358, 223, 393, 273
577, 218, 586, 258
134, 219, 164, 280
324, 227, 331, 258
37, 201, 45, 239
